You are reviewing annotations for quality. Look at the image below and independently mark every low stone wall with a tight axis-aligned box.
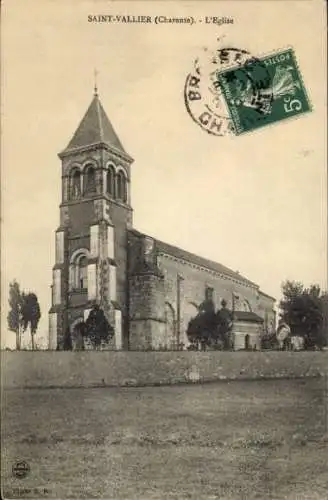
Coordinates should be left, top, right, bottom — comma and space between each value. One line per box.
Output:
2, 351, 327, 389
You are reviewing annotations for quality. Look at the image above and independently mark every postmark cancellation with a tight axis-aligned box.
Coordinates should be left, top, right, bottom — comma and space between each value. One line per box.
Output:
185, 46, 312, 137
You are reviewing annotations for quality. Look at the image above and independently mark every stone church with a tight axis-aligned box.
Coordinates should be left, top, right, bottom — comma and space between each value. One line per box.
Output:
48, 90, 276, 351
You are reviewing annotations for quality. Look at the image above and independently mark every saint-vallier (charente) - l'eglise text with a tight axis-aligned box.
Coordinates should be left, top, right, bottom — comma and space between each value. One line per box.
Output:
87, 15, 234, 25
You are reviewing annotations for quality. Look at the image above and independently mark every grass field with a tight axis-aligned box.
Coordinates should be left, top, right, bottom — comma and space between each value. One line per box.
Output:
2, 378, 328, 499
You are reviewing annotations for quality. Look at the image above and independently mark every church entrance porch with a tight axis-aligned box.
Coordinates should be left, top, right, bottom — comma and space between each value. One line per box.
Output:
232, 312, 264, 351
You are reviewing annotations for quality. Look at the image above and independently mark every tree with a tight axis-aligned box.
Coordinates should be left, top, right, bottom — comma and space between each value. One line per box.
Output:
279, 280, 325, 349
187, 314, 208, 350
7, 280, 24, 350
84, 305, 114, 349
186, 299, 232, 350
21, 293, 41, 350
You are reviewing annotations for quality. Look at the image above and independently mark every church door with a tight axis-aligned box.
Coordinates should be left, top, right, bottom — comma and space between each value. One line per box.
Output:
71, 318, 85, 350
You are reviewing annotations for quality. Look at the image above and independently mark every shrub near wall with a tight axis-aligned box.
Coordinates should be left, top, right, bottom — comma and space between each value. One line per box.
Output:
2, 351, 328, 389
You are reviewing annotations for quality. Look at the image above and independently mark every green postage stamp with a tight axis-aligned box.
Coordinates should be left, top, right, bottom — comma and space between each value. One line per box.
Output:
217, 48, 311, 135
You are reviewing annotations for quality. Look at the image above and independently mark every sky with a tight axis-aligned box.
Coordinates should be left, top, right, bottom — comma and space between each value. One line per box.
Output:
1, 0, 327, 348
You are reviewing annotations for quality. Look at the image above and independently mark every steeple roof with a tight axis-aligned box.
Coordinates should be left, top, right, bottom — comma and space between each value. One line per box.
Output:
61, 94, 126, 155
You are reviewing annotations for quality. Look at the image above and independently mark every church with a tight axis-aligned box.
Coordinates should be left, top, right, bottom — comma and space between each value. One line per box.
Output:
48, 89, 276, 351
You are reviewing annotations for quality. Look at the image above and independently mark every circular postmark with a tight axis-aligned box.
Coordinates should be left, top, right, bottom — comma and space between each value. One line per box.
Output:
184, 46, 252, 136
184, 44, 273, 136
12, 460, 30, 479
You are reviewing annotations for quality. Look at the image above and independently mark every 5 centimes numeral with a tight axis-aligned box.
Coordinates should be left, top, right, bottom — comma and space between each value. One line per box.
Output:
216, 47, 312, 135
184, 46, 255, 136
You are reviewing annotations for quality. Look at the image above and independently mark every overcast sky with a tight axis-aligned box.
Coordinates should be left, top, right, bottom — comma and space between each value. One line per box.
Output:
1, 0, 327, 348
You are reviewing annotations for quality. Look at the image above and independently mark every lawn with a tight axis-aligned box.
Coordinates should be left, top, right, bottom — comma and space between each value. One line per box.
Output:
2, 378, 328, 499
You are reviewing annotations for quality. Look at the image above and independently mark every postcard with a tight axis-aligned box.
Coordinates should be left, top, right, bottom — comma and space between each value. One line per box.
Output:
2, 1, 327, 499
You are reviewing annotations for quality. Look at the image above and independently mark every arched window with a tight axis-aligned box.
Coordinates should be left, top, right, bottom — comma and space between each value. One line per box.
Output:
242, 299, 252, 312
84, 165, 96, 195
78, 256, 88, 289
69, 251, 89, 291
107, 166, 115, 197
205, 286, 214, 302
183, 302, 200, 350
70, 169, 81, 200
116, 171, 127, 202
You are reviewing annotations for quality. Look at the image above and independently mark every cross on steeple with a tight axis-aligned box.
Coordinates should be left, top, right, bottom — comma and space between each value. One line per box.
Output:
94, 68, 98, 96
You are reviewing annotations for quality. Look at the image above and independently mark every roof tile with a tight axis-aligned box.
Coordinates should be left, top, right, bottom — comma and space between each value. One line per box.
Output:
62, 95, 126, 154
129, 229, 257, 286
155, 238, 257, 286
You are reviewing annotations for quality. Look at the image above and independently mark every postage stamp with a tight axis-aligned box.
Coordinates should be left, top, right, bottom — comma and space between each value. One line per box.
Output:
216, 47, 312, 135
184, 46, 255, 136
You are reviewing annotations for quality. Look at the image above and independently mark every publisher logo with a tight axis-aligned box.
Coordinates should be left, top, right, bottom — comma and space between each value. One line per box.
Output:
12, 460, 30, 479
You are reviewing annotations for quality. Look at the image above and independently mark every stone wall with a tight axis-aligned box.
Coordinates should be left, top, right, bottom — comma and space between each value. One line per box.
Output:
2, 351, 327, 389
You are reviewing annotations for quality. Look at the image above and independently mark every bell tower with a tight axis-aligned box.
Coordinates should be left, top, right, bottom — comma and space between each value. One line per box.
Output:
48, 89, 134, 349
